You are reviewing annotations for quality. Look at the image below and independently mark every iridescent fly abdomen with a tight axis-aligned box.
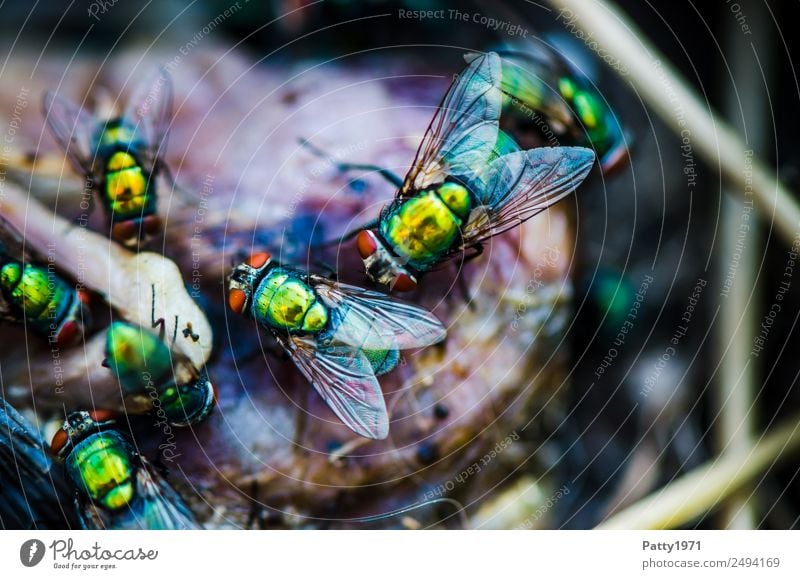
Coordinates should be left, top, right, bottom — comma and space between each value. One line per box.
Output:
250, 264, 329, 334
64, 429, 136, 511
0, 258, 86, 346
105, 321, 216, 427
379, 182, 472, 271
50, 410, 200, 529
94, 121, 159, 243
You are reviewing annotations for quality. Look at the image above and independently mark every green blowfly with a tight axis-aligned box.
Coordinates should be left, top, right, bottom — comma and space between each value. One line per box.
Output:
43, 69, 173, 248
345, 52, 596, 292
50, 410, 201, 529
0, 215, 89, 347
227, 251, 446, 440
490, 43, 629, 174
103, 321, 216, 427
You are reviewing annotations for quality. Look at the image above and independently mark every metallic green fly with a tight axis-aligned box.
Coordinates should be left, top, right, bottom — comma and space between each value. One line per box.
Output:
227, 251, 446, 439
43, 70, 173, 248
316, 52, 595, 292
491, 44, 629, 174
50, 410, 201, 529
0, 214, 90, 346
103, 321, 216, 427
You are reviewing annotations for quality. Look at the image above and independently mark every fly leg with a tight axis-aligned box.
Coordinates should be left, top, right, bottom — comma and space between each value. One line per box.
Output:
292, 387, 310, 452
298, 138, 404, 188
282, 259, 338, 280
309, 217, 380, 249
246, 480, 265, 529
453, 244, 484, 309
236, 333, 288, 366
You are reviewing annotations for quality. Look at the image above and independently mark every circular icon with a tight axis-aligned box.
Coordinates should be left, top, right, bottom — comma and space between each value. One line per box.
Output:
20, 539, 46, 567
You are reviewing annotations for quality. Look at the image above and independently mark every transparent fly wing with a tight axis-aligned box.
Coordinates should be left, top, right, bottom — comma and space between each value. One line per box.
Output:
399, 52, 503, 195
461, 146, 595, 247
76, 455, 201, 530
122, 68, 173, 166
490, 127, 522, 160
131, 456, 202, 529
279, 334, 390, 440
311, 276, 446, 350
42, 90, 99, 174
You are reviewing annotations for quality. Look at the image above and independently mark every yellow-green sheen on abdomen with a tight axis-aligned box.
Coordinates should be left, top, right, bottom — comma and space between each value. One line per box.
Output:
252, 268, 328, 333
104, 151, 149, 217
67, 433, 135, 511
1, 262, 70, 322
382, 192, 461, 269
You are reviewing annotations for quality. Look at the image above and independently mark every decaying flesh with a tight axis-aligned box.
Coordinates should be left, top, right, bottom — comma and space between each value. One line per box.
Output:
2, 49, 575, 528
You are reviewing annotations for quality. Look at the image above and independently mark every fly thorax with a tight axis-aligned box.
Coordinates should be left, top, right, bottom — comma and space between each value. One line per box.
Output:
255, 269, 327, 332
94, 121, 143, 161
383, 192, 461, 265
97, 122, 138, 149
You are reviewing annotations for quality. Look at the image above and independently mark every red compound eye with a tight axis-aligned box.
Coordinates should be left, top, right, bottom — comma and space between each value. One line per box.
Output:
356, 230, 377, 259
142, 215, 162, 236
601, 146, 630, 176
228, 288, 247, 314
246, 252, 271, 269
392, 273, 417, 292
77, 289, 91, 305
111, 221, 138, 244
88, 410, 115, 424
56, 320, 81, 347
50, 428, 69, 455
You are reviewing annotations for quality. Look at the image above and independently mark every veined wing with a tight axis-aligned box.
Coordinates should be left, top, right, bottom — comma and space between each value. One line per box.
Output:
310, 275, 446, 350
398, 52, 504, 196
278, 333, 389, 440
460, 146, 595, 247
42, 90, 99, 174
131, 456, 201, 529
122, 68, 173, 168
77, 455, 201, 530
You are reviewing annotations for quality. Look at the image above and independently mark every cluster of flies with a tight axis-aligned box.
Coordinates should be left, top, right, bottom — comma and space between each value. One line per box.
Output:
0, 46, 626, 529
